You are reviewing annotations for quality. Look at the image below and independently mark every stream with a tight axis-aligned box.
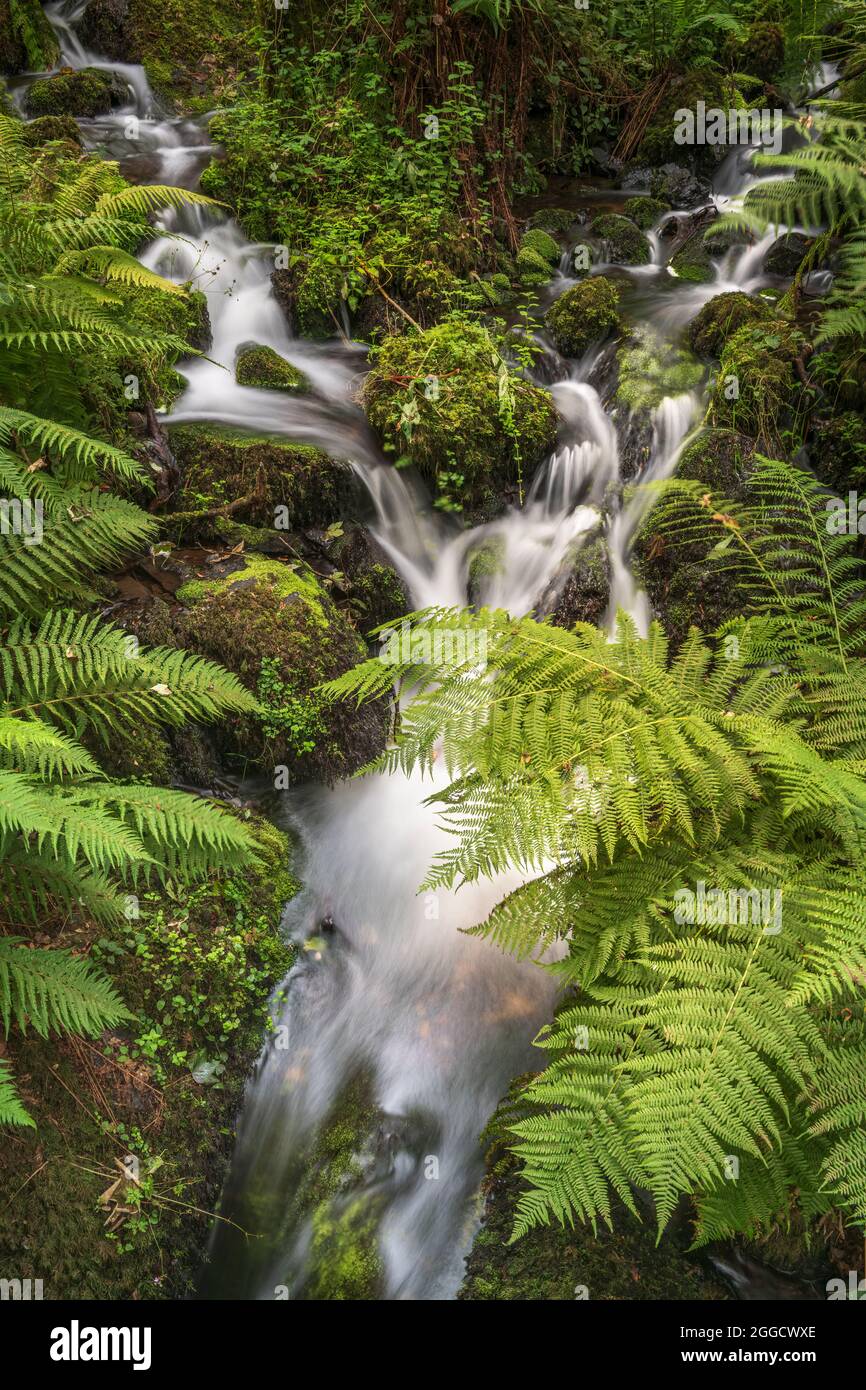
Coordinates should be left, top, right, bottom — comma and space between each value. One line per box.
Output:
20, 3, 834, 1300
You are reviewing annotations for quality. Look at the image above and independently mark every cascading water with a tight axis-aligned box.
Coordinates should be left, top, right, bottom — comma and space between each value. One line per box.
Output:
27, 1, 835, 1299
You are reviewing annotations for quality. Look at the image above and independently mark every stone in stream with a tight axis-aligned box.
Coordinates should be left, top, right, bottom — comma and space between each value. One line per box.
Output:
763, 231, 815, 277
235, 343, 310, 394
24, 66, 129, 118
622, 162, 712, 210
589, 212, 651, 265
688, 291, 771, 359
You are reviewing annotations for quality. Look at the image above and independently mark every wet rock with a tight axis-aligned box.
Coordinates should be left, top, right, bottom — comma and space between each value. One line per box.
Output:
168, 424, 357, 535
328, 526, 409, 633
548, 534, 610, 629
526, 207, 579, 234
519, 227, 560, 266
22, 116, 83, 148
763, 231, 814, 277
809, 412, 866, 494
545, 277, 621, 358
77, 0, 132, 60
622, 195, 670, 230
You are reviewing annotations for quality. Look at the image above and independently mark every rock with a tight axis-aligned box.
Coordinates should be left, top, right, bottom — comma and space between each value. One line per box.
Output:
590, 213, 650, 265
616, 329, 704, 412
649, 164, 712, 210
77, 0, 132, 60
763, 232, 814, 277
24, 67, 129, 119
22, 115, 83, 148
235, 343, 309, 393
527, 207, 579, 234
688, 291, 771, 359
809, 413, 866, 494
516, 245, 552, 285
173, 555, 388, 783
622, 195, 670, 230
168, 424, 357, 533
712, 318, 806, 449
362, 320, 558, 508
669, 226, 715, 282
545, 277, 621, 358
548, 534, 610, 629
328, 526, 409, 632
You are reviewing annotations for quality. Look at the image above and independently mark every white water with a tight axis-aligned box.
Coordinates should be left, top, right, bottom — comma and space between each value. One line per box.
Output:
29, 3, 836, 1299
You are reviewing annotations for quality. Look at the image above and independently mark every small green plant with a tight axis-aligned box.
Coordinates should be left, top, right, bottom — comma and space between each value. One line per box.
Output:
256, 656, 322, 757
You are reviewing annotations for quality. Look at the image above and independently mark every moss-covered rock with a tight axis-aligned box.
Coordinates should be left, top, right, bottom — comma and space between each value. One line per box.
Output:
712, 318, 806, 448
670, 228, 714, 283
329, 526, 409, 633
545, 276, 621, 358
590, 213, 650, 265
235, 344, 309, 393
362, 320, 558, 507
24, 67, 127, 119
616, 329, 704, 413
168, 424, 355, 535
515, 245, 552, 286
0, 0, 59, 74
622, 195, 670, 230
688, 291, 771, 359
647, 163, 713, 210
549, 534, 611, 630
173, 554, 387, 782
633, 429, 758, 644
21, 114, 83, 148
519, 227, 560, 266
726, 21, 785, 82
527, 206, 578, 234
77, 0, 253, 110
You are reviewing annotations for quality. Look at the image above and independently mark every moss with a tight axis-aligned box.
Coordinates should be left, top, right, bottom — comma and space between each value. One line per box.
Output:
527, 207, 578, 234
616, 329, 704, 413
175, 556, 387, 782
78, 0, 253, 111
670, 230, 714, 283
24, 68, 124, 119
636, 70, 728, 171
515, 245, 551, 285
168, 424, 354, 535
22, 115, 83, 148
362, 319, 558, 506
550, 534, 610, 630
590, 213, 650, 265
545, 276, 621, 358
0, 0, 59, 74
467, 537, 507, 603
86, 721, 172, 785
235, 344, 309, 393
622, 195, 670, 230
519, 227, 560, 265
0, 813, 297, 1299
712, 318, 805, 448
688, 291, 771, 359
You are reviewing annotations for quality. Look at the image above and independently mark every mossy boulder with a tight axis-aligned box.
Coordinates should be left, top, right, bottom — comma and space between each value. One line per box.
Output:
549, 534, 611, 630
616, 329, 704, 413
168, 424, 356, 534
362, 320, 558, 506
235, 344, 309, 393
545, 276, 621, 358
688, 291, 771, 358
726, 21, 785, 82
0, 0, 59, 74
22, 115, 83, 148
519, 227, 560, 266
634, 429, 758, 644
329, 526, 409, 633
24, 67, 128, 119
647, 163, 713, 210
590, 213, 650, 265
712, 318, 806, 448
515, 245, 552, 286
622, 195, 670, 230
527, 207, 578, 234
763, 231, 814, 277
175, 555, 387, 782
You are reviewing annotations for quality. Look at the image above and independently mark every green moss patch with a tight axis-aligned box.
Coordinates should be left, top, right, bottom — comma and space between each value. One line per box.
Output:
590, 213, 650, 265
24, 67, 126, 119
622, 195, 670, 230
616, 329, 704, 413
688, 291, 771, 359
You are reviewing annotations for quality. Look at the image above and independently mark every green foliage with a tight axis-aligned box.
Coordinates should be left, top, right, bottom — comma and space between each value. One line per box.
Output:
545, 276, 620, 357
326, 455, 866, 1244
